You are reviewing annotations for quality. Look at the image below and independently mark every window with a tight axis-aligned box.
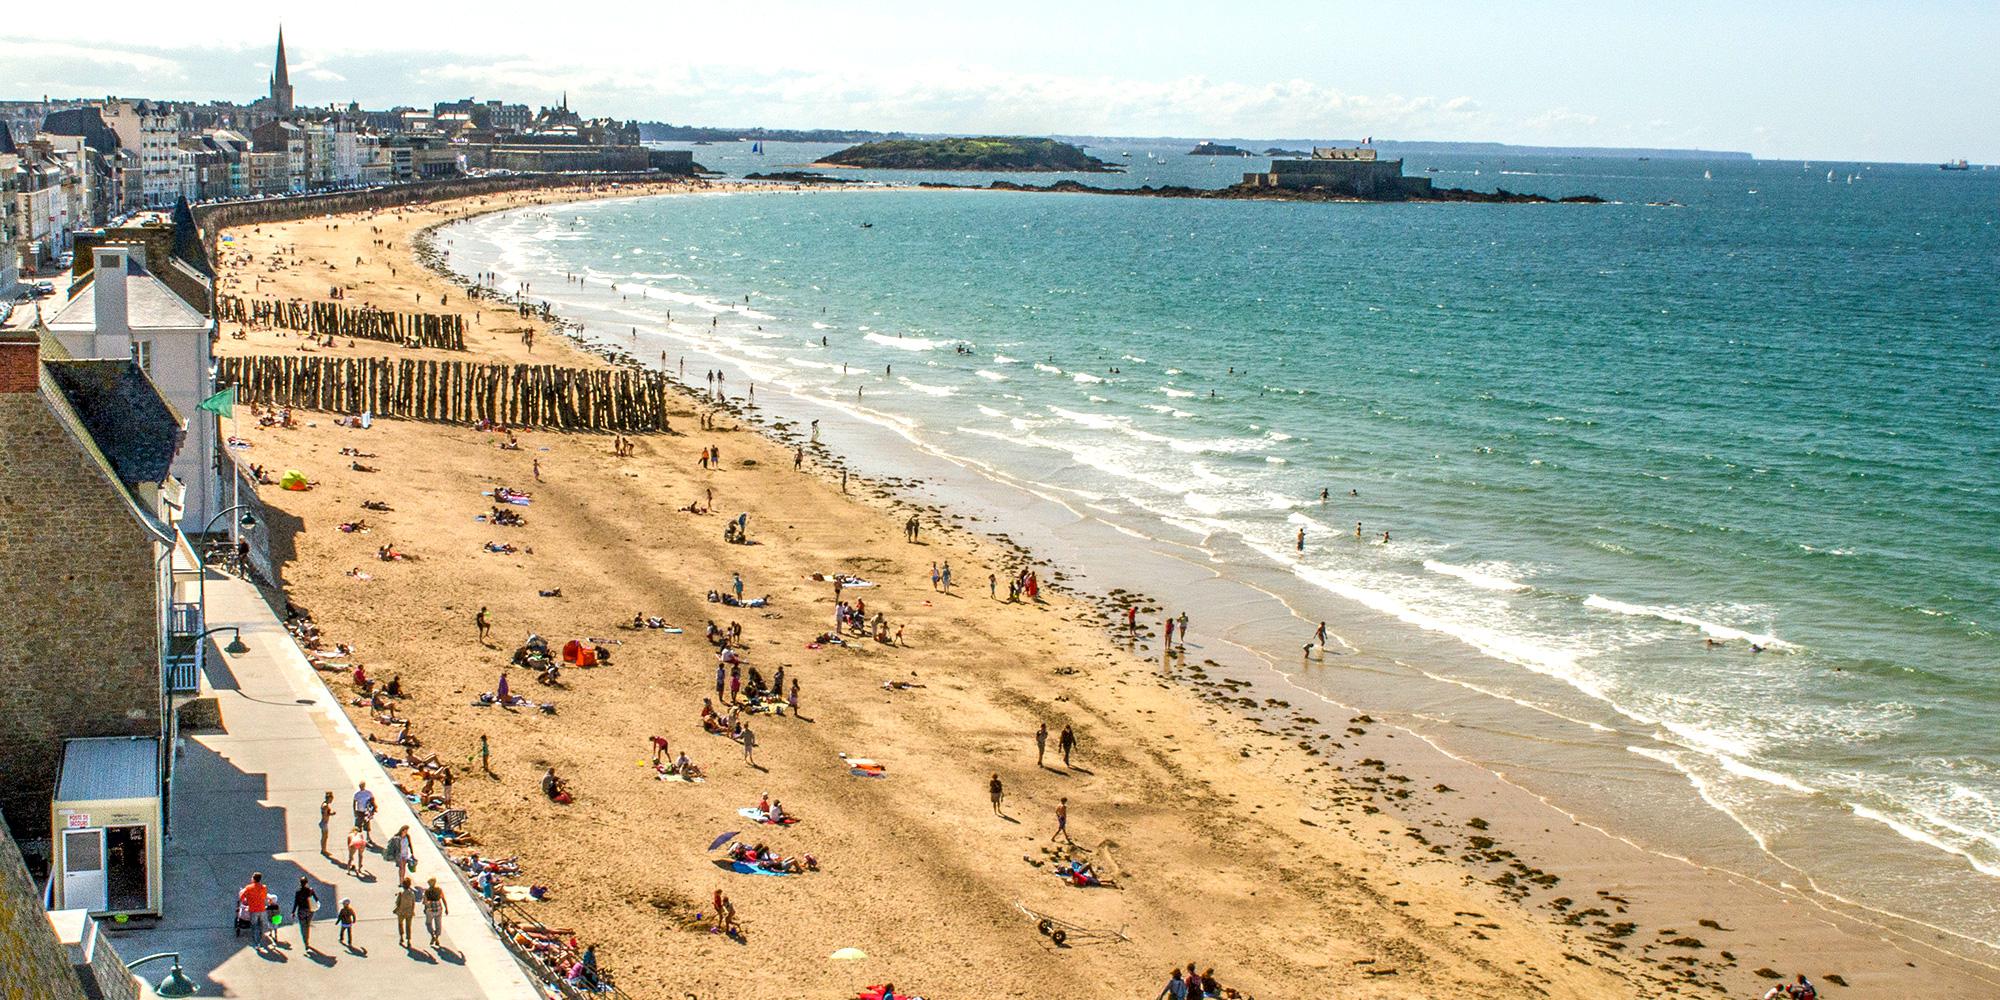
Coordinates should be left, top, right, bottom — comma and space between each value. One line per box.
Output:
131, 339, 152, 372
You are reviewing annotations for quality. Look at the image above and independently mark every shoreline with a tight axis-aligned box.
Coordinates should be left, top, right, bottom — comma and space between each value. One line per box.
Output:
211, 183, 1992, 999
434, 190, 2000, 988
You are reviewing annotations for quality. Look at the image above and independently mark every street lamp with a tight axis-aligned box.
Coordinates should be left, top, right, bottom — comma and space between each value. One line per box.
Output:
195, 626, 251, 656
124, 951, 197, 997
194, 505, 258, 632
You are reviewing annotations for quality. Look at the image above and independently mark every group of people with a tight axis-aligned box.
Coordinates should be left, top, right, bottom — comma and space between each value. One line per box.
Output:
1156, 964, 1242, 1000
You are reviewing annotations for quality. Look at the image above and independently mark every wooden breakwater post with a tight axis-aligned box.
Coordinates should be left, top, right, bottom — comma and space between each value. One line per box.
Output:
217, 296, 468, 351
215, 355, 673, 433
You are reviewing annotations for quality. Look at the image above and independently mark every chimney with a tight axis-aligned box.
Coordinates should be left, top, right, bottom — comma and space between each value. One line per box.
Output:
93, 246, 129, 335
0, 330, 41, 394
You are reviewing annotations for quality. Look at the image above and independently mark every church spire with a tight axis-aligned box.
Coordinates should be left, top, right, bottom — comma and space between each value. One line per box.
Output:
269, 25, 295, 115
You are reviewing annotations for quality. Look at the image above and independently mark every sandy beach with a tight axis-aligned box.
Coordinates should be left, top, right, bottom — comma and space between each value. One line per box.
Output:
208, 182, 1999, 1000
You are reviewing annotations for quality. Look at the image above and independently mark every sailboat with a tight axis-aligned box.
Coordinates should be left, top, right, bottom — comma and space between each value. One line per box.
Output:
1703, 169, 1712, 180
752, 141, 763, 155
1826, 170, 1835, 182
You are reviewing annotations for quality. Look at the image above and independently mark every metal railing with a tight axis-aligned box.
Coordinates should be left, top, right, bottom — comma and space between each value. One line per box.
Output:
169, 601, 202, 636
165, 637, 201, 695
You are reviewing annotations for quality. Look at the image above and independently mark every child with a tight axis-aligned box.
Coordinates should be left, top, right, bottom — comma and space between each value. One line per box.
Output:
336, 898, 357, 949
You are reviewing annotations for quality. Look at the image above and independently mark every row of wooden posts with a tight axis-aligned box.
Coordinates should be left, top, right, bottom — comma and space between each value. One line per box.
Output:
216, 355, 674, 433
216, 295, 468, 351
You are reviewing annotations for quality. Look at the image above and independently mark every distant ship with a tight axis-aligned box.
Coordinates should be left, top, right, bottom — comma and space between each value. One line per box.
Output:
1702, 169, 1712, 180
1940, 159, 1971, 171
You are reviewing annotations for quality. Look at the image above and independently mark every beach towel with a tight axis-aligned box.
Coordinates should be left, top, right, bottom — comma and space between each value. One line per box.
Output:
737, 808, 799, 826
841, 756, 887, 778
657, 772, 704, 784
727, 860, 793, 877
500, 885, 547, 903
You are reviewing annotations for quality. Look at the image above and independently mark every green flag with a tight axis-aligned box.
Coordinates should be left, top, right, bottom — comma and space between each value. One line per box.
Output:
196, 387, 236, 416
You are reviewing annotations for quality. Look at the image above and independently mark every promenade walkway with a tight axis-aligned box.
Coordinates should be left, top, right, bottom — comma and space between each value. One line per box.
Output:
111, 574, 542, 999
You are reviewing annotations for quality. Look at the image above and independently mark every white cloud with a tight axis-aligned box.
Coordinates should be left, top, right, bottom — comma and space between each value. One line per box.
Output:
0, 39, 186, 78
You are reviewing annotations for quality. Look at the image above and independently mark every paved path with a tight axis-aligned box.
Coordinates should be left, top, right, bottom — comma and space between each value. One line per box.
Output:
110, 574, 542, 999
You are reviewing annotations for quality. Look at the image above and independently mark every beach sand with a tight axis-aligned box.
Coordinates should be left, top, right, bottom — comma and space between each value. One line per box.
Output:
210, 184, 1998, 1000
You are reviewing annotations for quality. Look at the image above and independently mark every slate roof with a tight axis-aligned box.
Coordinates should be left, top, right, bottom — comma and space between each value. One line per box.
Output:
0, 121, 15, 157
40, 107, 119, 154
44, 359, 184, 485
48, 266, 209, 330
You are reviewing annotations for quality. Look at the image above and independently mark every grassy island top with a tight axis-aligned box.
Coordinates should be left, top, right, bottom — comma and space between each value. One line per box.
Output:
814, 136, 1120, 172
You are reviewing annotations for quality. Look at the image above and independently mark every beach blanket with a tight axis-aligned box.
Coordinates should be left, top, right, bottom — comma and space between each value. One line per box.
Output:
483, 491, 532, 506
737, 808, 799, 826
840, 756, 887, 778
657, 772, 705, 784
726, 860, 793, 877
500, 885, 548, 902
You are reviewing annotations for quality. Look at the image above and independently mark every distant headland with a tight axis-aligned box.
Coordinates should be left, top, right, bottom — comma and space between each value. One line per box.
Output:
811, 137, 1122, 172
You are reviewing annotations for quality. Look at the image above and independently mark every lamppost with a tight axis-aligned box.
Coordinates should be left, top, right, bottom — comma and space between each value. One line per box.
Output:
194, 505, 257, 632
123, 951, 197, 996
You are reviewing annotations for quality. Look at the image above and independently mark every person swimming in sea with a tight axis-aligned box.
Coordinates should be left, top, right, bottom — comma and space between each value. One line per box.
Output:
1355, 522, 1363, 539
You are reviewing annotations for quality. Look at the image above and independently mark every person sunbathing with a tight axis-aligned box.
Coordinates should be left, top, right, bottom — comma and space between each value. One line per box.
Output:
361, 499, 393, 511
681, 500, 709, 514
350, 461, 378, 473
537, 587, 562, 598
812, 631, 848, 646
338, 519, 369, 533
484, 541, 518, 554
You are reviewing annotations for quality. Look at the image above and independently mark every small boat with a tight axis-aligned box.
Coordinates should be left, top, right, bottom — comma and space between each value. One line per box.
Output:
1940, 159, 1970, 171
859, 222, 873, 229
1121, 151, 1131, 157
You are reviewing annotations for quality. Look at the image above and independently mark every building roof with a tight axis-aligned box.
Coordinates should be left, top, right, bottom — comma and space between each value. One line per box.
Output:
0, 121, 15, 157
44, 359, 184, 485
56, 737, 160, 803
40, 107, 119, 154
48, 268, 209, 330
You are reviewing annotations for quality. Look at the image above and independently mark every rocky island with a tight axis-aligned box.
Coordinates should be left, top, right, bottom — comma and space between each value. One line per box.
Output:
1188, 140, 1255, 156
917, 145, 1603, 204
812, 136, 1121, 172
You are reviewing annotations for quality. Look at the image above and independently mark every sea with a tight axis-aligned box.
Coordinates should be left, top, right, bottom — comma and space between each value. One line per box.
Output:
443, 139, 2000, 958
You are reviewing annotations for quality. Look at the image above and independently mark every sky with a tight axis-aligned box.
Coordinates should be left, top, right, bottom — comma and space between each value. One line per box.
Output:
2, 1, 1994, 163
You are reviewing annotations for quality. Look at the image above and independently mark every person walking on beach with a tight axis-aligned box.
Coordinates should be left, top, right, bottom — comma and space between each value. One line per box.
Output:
473, 734, 492, 776
1178, 612, 1190, 645
1035, 723, 1049, 767
1297, 526, 1306, 552
318, 791, 335, 856
789, 678, 801, 717
941, 562, 953, 592
533, 457, 542, 482
291, 876, 320, 951
1127, 606, 1138, 632
1165, 616, 1175, 648
1060, 725, 1077, 768
989, 573, 997, 598
715, 662, 726, 701
353, 782, 377, 844
732, 572, 744, 601
740, 723, 759, 767
930, 562, 941, 591
393, 877, 418, 948
729, 664, 742, 704
1051, 797, 1073, 843
475, 606, 491, 644
989, 773, 1005, 815
1315, 621, 1328, 650
422, 877, 448, 949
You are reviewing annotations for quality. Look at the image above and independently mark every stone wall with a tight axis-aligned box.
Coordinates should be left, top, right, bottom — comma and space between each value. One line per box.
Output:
0, 380, 163, 834
0, 814, 89, 1000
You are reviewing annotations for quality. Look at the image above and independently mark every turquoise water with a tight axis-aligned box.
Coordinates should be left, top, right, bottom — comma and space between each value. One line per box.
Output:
446, 145, 2000, 949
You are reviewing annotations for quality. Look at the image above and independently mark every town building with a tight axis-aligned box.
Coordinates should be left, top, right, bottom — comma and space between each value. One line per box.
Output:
46, 211, 219, 526
0, 123, 18, 298
100, 99, 182, 207
0, 326, 197, 843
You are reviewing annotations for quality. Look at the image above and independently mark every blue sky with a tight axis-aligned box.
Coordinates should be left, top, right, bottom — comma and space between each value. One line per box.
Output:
2, 1, 1994, 162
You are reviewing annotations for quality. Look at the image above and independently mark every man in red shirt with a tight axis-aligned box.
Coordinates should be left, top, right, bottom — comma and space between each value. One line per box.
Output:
238, 872, 273, 949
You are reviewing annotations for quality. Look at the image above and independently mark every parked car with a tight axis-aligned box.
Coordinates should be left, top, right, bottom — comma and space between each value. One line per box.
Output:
31, 282, 56, 298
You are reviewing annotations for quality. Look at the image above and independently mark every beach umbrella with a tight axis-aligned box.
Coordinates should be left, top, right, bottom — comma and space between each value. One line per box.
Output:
279, 469, 309, 491
707, 830, 740, 852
